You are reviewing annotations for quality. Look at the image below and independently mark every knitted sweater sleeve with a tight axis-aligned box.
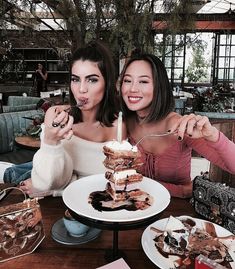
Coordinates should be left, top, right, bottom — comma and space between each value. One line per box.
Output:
186, 132, 235, 174
156, 132, 235, 198
31, 124, 73, 191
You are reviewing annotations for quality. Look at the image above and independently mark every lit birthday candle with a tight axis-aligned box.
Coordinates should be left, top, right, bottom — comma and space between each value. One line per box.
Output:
117, 111, 123, 142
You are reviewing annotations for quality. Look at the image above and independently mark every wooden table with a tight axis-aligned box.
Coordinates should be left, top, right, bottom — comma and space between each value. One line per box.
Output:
0, 186, 198, 269
15, 136, 40, 150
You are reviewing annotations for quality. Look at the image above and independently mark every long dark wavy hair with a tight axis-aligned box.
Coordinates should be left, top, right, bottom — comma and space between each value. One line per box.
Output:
69, 40, 118, 126
119, 54, 174, 123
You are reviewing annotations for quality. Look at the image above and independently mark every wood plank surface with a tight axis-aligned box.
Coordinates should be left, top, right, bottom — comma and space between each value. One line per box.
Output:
0, 186, 197, 269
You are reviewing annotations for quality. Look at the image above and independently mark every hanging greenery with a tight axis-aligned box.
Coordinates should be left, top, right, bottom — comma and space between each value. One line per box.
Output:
1, 0, 201, 63
165, 0, 196, 34
185, 38, 210, 83
0, 0, 156, 59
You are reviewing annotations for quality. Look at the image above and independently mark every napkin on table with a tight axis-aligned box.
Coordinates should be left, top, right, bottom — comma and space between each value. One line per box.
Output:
96, 258, 131, 269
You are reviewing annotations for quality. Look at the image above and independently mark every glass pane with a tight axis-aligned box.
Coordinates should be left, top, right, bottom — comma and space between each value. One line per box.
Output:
165, 45, 172, 54
154, 34, 164, 57
219, 46, 226, 56
155, 34, 163, 43
218, 58, 225, 68
175, 48, 184, 56
166, 68, 171, 78
165, 57, 172, 67
230, 57, 235, 69
220, 35, 227, 45
223, 69, 230, 80
232, 35, 235, 44
175, 35, 184, 45
229, 69, 234, 80
231, 46, 235, 57
164, 35, 173, 43
218, 69, 225, 79
174, 57, 183, 67
174, 69, 183, 79
224, 57, 230, 68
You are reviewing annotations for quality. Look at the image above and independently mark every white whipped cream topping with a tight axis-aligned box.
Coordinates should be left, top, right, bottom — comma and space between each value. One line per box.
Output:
105, 140, 137, 152
165, 216, 186, 231
113, 169, 136, 180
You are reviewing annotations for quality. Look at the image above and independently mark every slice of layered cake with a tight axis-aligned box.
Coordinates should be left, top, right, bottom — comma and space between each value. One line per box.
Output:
88, 140, 153, 211
103, 140, 144, 202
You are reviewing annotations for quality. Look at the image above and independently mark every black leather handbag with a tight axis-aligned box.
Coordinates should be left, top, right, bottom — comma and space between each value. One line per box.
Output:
191, 174, 235, 234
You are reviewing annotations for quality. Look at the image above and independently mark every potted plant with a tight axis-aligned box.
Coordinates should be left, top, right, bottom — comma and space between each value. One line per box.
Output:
193, 83, 235, 119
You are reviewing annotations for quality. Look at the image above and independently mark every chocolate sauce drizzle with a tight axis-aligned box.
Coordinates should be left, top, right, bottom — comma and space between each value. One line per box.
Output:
88, 189, 152, 212
153, 218, 233, 269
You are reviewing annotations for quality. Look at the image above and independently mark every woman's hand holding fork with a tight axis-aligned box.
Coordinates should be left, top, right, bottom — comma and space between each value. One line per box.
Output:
43, 105, 74, 145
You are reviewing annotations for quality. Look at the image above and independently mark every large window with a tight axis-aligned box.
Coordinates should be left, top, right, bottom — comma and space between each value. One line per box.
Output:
214, 34, 235, 84
154, 32, 235, 86
155, 34, 186, 84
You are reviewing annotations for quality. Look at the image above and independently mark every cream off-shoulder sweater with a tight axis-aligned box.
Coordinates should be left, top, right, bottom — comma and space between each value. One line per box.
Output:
31, 124, 107, 194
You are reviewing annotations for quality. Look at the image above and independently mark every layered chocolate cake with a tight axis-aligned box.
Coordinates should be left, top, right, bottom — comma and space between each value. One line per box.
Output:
89, 140, 153, 211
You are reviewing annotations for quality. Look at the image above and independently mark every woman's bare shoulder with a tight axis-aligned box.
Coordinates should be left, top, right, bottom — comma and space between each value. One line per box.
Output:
167, 112, 182, 124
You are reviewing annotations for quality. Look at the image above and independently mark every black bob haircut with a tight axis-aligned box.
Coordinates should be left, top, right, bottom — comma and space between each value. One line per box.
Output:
119, 53, 174, 123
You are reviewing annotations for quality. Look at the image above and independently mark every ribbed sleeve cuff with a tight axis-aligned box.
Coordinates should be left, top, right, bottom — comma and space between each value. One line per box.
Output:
206, 132, 229, 151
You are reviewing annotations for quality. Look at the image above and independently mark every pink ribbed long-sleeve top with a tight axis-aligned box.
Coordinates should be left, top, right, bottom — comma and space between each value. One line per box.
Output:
129, 132, 235, 198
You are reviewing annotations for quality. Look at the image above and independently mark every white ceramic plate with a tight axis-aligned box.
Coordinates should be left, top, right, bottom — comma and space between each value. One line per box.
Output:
62, 174, 170, 222
141, 215, 235, 269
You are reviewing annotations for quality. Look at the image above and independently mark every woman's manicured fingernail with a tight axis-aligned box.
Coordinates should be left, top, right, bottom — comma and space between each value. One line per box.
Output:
167, 129, 171, 133
188, 134, 192, 137
178, 136, 182, 141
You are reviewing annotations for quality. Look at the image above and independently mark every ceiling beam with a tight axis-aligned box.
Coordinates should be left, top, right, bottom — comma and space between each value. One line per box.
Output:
153, 20, 235, 31
153, 12, 235, 31
153, 12, 235, 22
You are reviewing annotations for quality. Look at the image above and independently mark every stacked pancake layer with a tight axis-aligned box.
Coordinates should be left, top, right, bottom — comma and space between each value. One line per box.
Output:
103, 140, 143, 202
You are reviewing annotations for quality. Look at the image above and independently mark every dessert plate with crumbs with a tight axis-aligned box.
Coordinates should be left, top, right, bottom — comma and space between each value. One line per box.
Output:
141, 215, 235, 269
63, 174, 170, 223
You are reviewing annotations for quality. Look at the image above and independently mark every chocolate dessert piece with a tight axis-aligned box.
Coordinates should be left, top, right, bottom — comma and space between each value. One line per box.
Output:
151, 216, 234, 269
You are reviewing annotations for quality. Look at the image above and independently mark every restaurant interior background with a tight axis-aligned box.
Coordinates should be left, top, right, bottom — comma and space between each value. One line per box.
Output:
0, 2, 235, 269
0, 0, 235, 184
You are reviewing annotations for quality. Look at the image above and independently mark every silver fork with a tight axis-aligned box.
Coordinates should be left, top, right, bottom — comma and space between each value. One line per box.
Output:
135, 131, 176, 147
